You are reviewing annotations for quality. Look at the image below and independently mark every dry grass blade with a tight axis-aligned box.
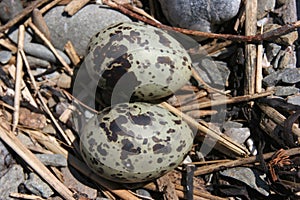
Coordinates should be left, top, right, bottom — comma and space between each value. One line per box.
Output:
0, 125, 75, 200
161, 102, 249, 157
180, 90, 274, 112
20, 50, 72, 145
12, 25, 25, 132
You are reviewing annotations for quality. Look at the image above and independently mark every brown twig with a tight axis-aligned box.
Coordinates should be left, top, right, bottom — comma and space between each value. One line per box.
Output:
0, 0, 50, 33
64, 41, 81, 65
103, 0, 300, 43
194, 147, 300, 176
161, 102, 249, 157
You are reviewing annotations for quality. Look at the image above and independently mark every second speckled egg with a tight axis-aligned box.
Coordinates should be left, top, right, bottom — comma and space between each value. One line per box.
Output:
84, 22, 192, 105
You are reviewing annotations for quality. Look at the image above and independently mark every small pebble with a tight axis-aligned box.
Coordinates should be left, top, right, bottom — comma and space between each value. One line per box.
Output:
0, 139, 14, 176
224, 127, 250, 144
257, 0, 275, 19
222, 121, 243, 131
27, 55, 51, 68
196, 59, 230, 87
24, 43, 71, 64
278, 46, 297, 69
57, 73, 72, 89
0, 164, 25, 200
7, 26, 33, 44
0, 50, 12, 64
35, 154, 67, 167
263, 68, 300, 86
275, 86, 299, 96
24, 172, 54, 198
220, 167, 269, 196
287, 95, 300, 106
281, 68, 300, 84
136, 189, 153, 199
266, 43, 281, 63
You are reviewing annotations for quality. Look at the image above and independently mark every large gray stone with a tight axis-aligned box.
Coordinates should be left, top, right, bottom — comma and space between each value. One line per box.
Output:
158, 0, 241, 32
44, 5, 131, 56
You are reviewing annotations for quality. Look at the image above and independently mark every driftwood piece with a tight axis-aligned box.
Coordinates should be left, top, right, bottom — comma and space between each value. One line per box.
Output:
244, 0, 257, 95
64, 0, 90, 16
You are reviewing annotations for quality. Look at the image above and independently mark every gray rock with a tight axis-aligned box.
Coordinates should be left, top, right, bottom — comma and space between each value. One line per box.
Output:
287, 95, 300, 106
275, 86, 299, 96
273, 49, 285, 69
257, 0, 275, 19
7, 26, 33, 44
61, 167, 97, 199
136, 189, 153, 199
0, 140, 14, 177
44, 5, 131, 56
281, 68, 300, 84
0, 164, 25, 200
24, 173, 54, 198
224, 127, 250, 144
196, 59, 230, 88
16, 132, 37, 147
263, 68, 300, 86
0, 50, 12, 64
220, 167, 269, 196
266, 43, 281, 63
27, 55, 51, 68
0, 0, 23, 23
222, 121, 243, 131
278, 46, 297, 69
24, 43, 71, 64
35, 154, 67, 167
263, 65, 276, 75
158, 0, 241, 33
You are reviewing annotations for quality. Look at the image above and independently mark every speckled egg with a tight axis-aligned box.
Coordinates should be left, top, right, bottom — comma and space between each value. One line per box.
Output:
84, 22, 192, 105
80, 102, 194, 183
